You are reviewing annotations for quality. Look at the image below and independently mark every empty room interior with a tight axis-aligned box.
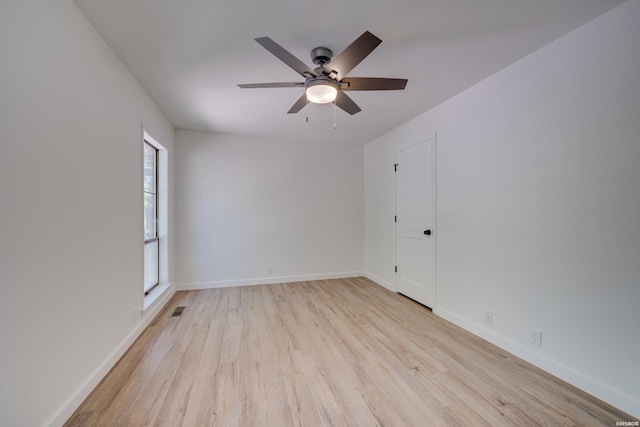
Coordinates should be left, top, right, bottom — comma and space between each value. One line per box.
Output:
1, 0, 639, 426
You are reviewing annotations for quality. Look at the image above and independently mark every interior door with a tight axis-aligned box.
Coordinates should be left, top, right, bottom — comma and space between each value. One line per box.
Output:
395, 139, 435, 308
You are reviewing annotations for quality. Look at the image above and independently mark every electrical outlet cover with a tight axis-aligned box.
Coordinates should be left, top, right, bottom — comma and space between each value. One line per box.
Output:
530, 329, 542, 347
484, 311, 493, 327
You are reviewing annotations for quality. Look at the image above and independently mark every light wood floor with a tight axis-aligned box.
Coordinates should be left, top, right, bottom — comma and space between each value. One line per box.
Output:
66, 277, 632, 426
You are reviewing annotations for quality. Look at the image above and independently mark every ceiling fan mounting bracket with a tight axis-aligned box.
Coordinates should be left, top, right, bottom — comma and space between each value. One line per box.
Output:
310, 47, 333, 67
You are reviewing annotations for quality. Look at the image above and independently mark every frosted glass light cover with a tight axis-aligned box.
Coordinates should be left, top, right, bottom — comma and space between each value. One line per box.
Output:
306, 84, 337, 104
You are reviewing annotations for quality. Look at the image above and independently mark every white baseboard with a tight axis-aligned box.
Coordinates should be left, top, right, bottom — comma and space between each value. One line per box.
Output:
363, 271, 396, 293
46, 283, 176, 427
364, 272, 639, 418
46, 278, 639, 423
434, 306, 640, 419
176, 271, 363, 291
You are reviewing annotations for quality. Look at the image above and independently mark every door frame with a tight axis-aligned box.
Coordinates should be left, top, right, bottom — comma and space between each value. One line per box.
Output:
393, 134, 437, 308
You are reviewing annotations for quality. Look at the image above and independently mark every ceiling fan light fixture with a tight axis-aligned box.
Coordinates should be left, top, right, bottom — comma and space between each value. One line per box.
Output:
239, 32, 406, 115
305, 79, 338, 104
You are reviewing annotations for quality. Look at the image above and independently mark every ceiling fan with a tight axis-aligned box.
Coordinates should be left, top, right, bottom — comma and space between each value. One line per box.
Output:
238, 31, 407, 115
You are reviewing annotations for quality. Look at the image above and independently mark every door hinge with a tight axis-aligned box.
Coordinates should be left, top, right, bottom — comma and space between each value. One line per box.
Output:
394, 215, 397, 222
394, 163, 398, 172
395, 266, 398, 273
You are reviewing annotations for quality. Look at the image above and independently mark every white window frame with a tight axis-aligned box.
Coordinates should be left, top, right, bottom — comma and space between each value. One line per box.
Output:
143, 130, 168, 308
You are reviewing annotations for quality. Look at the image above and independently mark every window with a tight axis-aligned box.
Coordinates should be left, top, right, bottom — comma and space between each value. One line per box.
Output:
143, 131, 167, 306
143, 141, 159, 295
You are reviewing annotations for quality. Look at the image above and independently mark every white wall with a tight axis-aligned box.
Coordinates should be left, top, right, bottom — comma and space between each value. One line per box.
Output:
176, 130, 363, 288
0, 1, 175, 426
365, 0, 640, 418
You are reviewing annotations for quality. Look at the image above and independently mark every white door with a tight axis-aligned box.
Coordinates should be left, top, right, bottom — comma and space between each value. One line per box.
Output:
395, 139, 435, 308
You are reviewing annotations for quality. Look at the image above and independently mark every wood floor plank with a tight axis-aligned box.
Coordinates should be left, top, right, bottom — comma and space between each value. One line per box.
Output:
65, 278, 634, 426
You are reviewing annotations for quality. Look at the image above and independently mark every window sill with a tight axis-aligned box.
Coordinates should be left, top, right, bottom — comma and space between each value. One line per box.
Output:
143, 282, 172, 311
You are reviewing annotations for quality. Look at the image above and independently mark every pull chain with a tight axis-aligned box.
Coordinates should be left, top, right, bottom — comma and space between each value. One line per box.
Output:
333, 100, 337, 129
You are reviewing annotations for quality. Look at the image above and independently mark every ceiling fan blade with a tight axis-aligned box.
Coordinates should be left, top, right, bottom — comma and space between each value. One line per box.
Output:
238, 82, 304, 89
287, 93, 309, 114
335, 92, 361, 115
328, 31, 382, 80
340, 77, 407, 91
254, 37, 318, 78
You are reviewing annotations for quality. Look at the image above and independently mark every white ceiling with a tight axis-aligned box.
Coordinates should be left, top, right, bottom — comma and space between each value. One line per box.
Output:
74, 0, 624, 145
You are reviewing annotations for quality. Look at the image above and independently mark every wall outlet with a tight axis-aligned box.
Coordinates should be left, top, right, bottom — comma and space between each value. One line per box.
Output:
530, 328, 542, 347
267, 267, 273, 276
484, 311, 493, 327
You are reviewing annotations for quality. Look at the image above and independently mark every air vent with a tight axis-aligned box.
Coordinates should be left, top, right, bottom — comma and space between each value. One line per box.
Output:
171, 306, 185, 317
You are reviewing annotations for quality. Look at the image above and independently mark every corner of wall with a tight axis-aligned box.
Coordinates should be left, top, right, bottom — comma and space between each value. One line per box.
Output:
363, 271, 396, 293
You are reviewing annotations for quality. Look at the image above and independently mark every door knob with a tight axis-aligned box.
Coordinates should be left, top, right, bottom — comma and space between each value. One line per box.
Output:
424, 230, 431, 236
